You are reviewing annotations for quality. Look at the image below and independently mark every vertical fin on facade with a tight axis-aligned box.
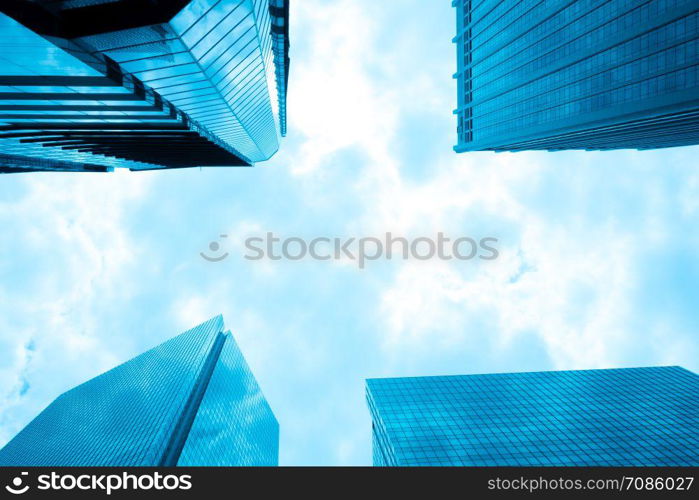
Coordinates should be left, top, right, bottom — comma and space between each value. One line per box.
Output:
0, 314, 278, 466
158, 330, 227, 466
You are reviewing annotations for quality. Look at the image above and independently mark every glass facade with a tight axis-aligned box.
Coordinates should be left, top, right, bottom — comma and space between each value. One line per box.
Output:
177, 333, 279, 466
0, 315, 279, 466
454, 0, 699, 151
0, 0, 290, 172
367, 366, 699, 466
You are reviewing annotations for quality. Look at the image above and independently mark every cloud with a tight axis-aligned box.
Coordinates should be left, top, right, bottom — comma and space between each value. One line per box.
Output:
287, 0, 416, 179
269, 0, 699, 462
374, 148, 699, 372
284, 0, 699, 378
0, 171, 152, 444
1, 0, 698, 467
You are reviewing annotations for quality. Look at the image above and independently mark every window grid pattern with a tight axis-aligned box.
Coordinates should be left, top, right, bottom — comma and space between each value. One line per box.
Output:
470, 0, 688, 94
77, 0, 281, 162
367, 367, 699, 467
269, 0, 289, 137
178, 331, 279, 466
0, 316, 224, 466
0, 315, 279, 467
454, 0, 699, 151
0, 1, 290, 172
473, 15, 699, 128
0, 13, 163, 171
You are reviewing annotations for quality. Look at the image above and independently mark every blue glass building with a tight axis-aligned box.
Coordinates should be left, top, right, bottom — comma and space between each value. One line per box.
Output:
367, 366, 699, 466
454, 0, 699, 151
0, 0, 290, 172
0, 315, 279, 466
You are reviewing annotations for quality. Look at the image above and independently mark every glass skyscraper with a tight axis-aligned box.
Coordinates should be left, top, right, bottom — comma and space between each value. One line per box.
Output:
0, 315, 279, 466
0, 0, 290, 173
367, 366, 699, 466
454, 0, 699, 151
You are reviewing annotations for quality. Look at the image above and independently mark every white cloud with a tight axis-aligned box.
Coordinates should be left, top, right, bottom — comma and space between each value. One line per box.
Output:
288, 0, 400, 176
374, 149, 699, 371
1, 0, 698, 467
0, 171, 152, 445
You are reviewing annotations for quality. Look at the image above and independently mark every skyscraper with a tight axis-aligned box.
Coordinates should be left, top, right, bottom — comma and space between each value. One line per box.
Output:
454, 0, 699, 151
0, 315, 279, 466
0, 0, 290, 173
366, 366, 699, 466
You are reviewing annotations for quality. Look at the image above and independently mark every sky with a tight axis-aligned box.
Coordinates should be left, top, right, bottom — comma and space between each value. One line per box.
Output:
1, 0, 699, 466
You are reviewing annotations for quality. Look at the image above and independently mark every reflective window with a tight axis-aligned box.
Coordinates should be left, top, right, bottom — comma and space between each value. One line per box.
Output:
368, 367, 699, 466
